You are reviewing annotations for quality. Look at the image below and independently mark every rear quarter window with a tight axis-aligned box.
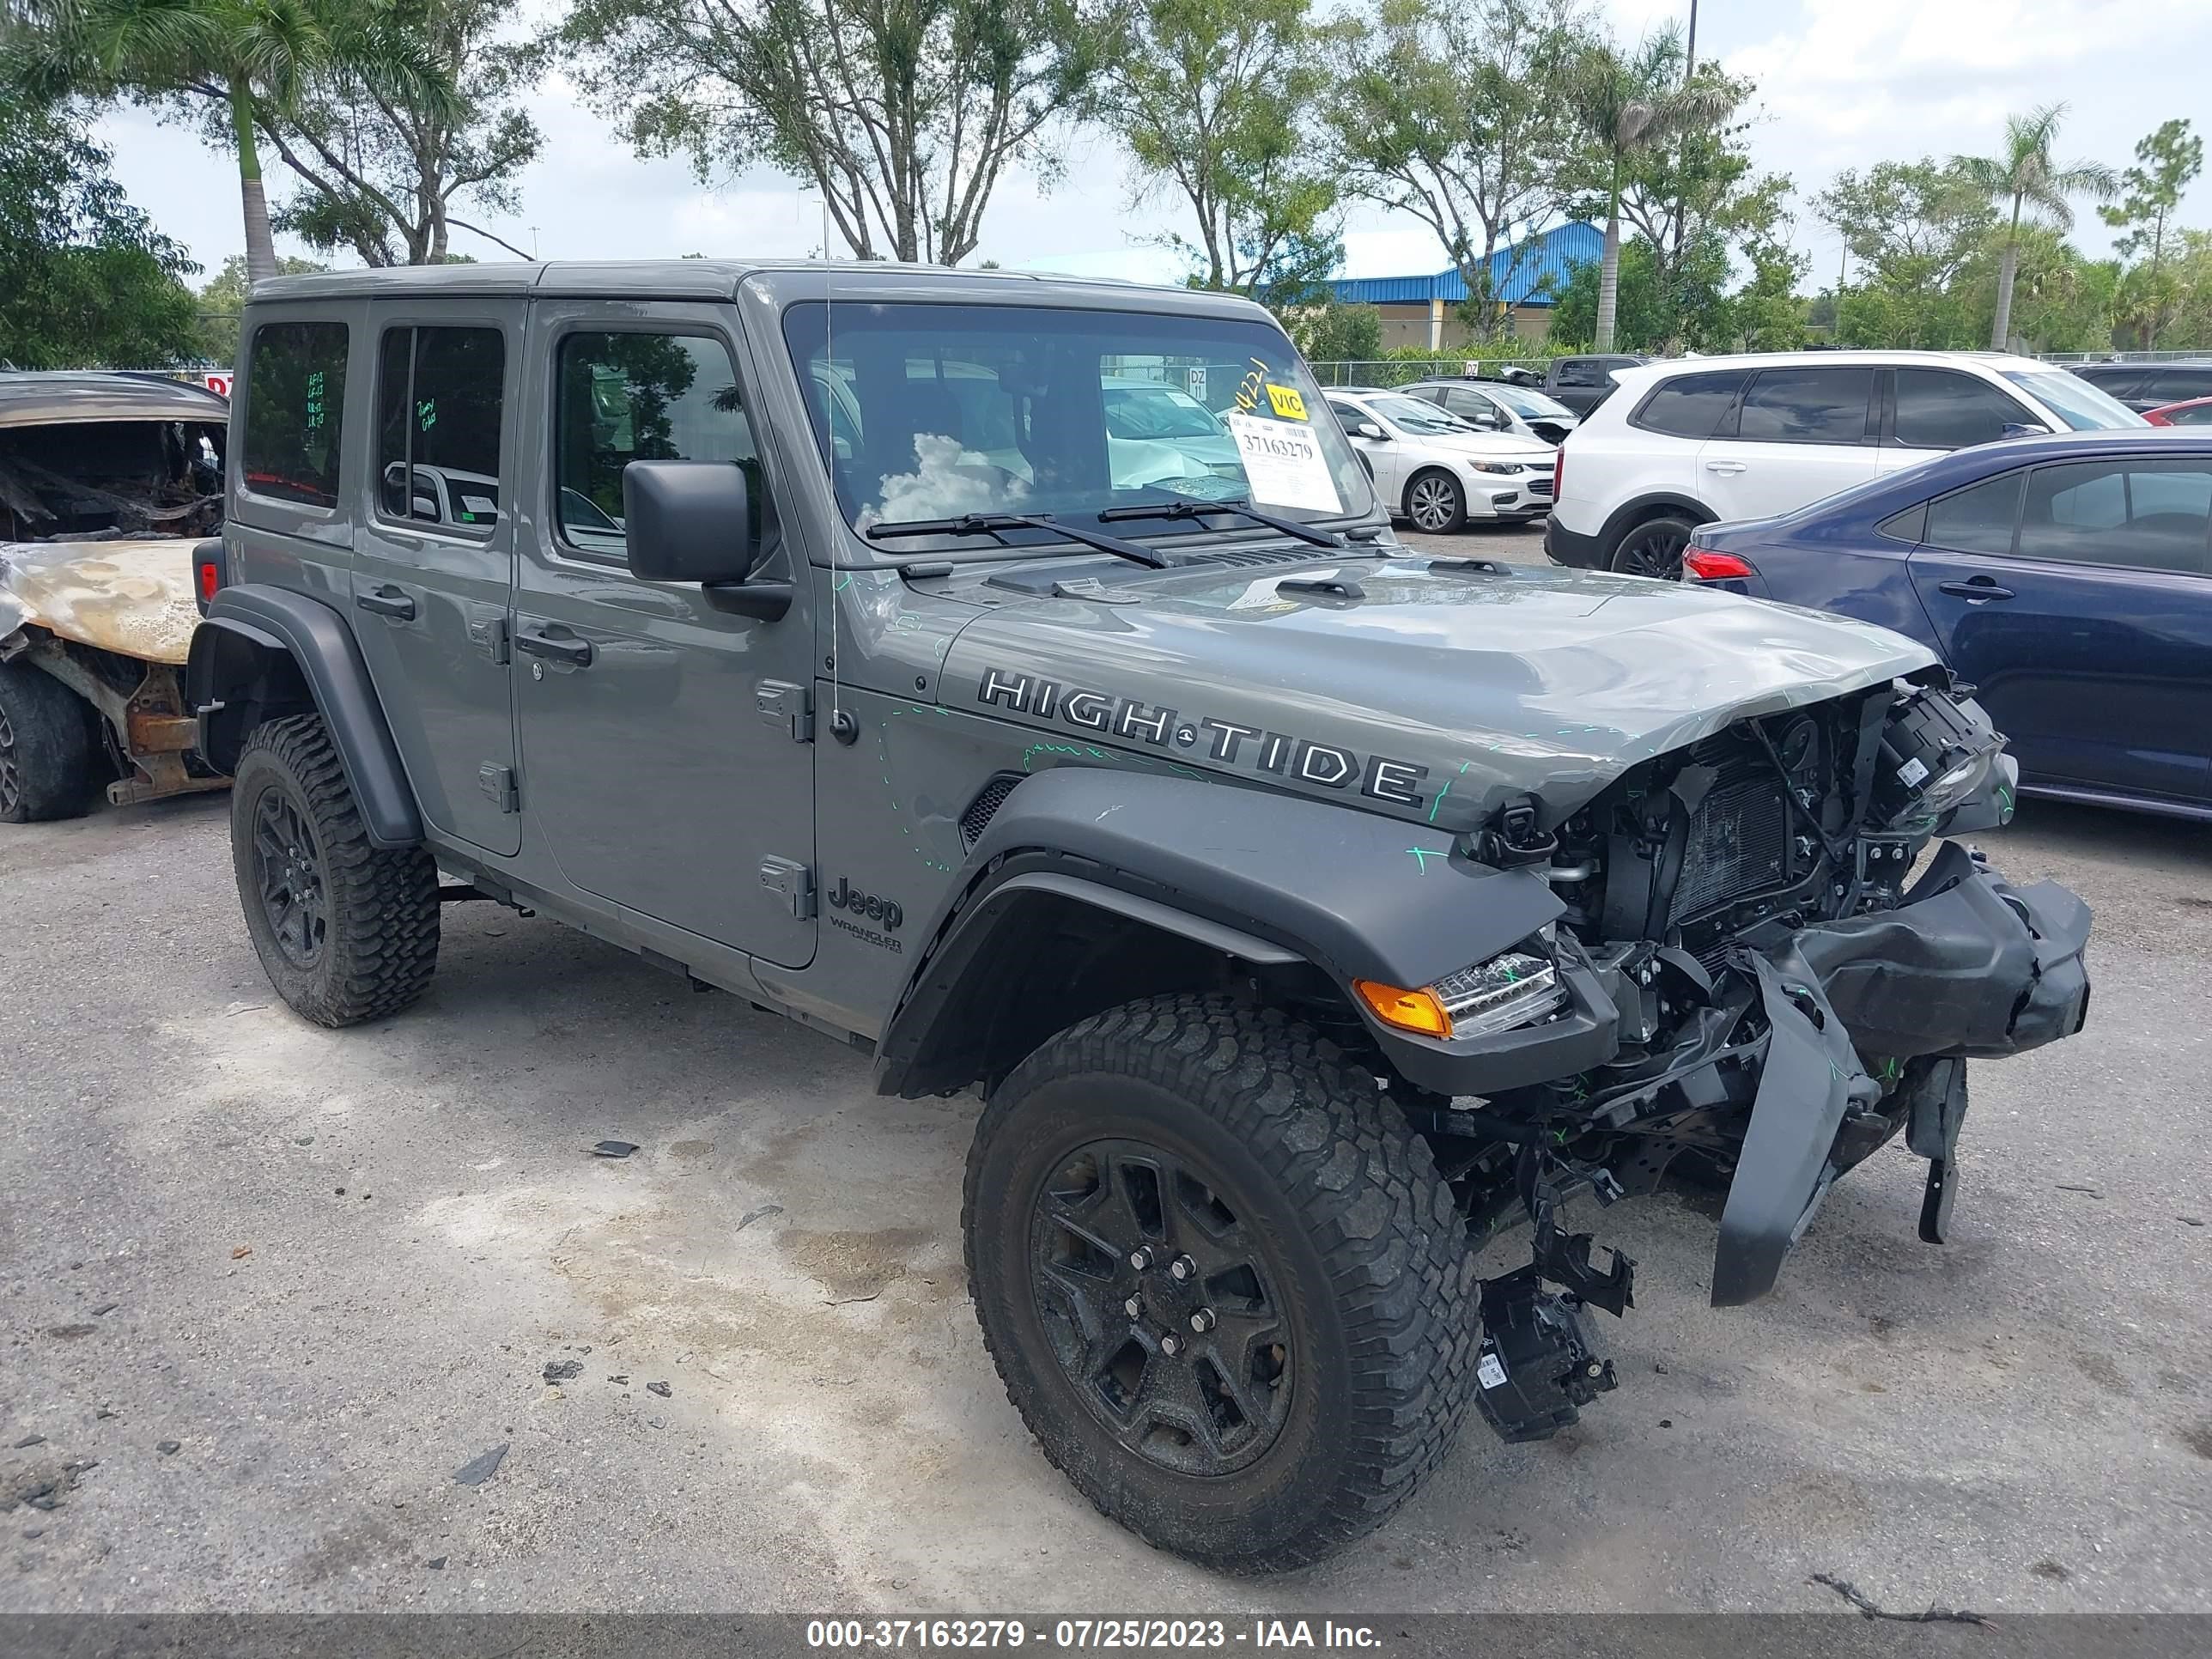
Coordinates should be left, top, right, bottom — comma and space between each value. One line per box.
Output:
1629, 371, 1747, 440
243, 321, 349, 508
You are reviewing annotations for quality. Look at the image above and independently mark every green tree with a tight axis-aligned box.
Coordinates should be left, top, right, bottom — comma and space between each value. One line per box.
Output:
1546, 237, 1664, 349
1953, 102, 2117, 350
1104, 0, 1335, 297
1323, 0, 1591, 338
10, 0, 456, 284
554, 0, 1114, 265
193, 250, 325, 362
1558, 26, 1735, 351
1815, 160, 1994, 347
0, 81, 201, 368
2100, 118, 2203, 348
1729, 232, 1808, 349
1283, 298, 1381, 365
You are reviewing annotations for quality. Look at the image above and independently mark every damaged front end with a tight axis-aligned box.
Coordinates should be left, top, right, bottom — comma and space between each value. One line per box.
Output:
1383, 673, 2090, 1444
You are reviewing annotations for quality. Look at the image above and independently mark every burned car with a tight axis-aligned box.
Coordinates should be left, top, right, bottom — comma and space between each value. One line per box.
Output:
188, 264, 2089, 1572
0, 372, 228, 822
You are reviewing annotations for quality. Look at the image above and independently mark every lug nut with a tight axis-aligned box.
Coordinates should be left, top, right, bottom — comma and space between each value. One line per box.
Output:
1159, 1335, 1180, 1357
1170, 1255, 1196, 1281
1127, 1246, 1154, 1270
1189, 1309, 1216, 1334
1124, 1297, 1141, 1318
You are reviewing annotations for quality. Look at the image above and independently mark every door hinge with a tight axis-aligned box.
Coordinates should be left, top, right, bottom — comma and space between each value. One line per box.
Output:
757, 679, 812, 742
759, 856, 816, 919
469, 613, 510, 665
478, 763, 519, 813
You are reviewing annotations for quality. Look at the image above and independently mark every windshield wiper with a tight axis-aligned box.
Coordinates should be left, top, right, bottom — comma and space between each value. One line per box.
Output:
1095, 497, 1347, 550
865, 512, 1174, 568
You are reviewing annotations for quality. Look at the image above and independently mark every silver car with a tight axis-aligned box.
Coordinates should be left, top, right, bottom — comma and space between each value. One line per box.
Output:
1400, 378, 1580, 446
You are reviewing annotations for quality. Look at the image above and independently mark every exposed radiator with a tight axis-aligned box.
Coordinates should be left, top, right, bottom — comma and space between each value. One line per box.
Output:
1670, 764, 1792, 922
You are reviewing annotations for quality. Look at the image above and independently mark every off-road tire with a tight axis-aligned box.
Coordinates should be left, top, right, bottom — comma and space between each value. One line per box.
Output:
0, 660, 99, 823
1404, 468, 1468, 534
963, 994, 1480, 1573
1609, 514, 1696, 580
230, 714, 438, 1026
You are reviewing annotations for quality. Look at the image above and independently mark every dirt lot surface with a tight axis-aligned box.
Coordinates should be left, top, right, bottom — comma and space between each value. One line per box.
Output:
5, 518, 2209, 1615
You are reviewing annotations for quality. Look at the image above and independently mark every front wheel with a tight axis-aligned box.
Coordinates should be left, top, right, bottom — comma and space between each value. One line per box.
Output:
964, 994, 1480, 1573
1404, 469, 1468, 533
1609, 514, 1697, 580
229, 713, 440, 1026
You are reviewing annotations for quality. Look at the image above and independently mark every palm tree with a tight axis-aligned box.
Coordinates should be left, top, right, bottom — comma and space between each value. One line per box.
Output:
10, 0, 452, 285
1954, 104, 2116, 351
1560, 27, 1733, 352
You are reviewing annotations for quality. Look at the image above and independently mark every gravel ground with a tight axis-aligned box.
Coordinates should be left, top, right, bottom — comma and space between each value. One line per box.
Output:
3, 520, 2208, 1616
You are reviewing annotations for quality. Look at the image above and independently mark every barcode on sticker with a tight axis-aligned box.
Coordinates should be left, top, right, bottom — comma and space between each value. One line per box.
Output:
1897, 757, 1929, 788
1478, 1352, 1508, 1389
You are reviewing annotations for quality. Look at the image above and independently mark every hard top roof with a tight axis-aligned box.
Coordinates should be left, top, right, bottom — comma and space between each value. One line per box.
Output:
0, 372, 228, 428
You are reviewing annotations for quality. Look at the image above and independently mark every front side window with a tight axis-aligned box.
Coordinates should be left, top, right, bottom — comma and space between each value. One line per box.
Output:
2020, 459, 2212, 574
555, 331, 757, 559
243, 320, 348, 507
781, 302, 1371, 546
1737, 368, 1873, 445
1893, 368, 2033, 450
1924, 471, 2022, 555
376, 325, 505, 531
1632, 371, 1747, 441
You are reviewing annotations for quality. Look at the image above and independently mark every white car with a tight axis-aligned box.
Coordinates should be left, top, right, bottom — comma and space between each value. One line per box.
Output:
1545, 349, 2147, 578
1322, 388, 1557, 532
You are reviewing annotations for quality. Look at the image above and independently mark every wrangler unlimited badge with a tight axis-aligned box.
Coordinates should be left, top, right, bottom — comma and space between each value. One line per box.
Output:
975, 665, 1431, 809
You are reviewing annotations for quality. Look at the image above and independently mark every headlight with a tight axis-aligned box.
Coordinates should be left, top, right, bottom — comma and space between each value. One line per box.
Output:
1468, 461, 1520, 477
1353, 948, 1567, 1040
1872, 687, 2004, 826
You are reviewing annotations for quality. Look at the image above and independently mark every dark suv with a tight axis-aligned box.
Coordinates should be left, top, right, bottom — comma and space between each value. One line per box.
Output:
2070, 359, 2212, 412
185, 262, 2090, 1572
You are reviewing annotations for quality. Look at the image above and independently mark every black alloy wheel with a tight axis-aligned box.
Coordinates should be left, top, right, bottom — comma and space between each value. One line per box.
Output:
252, 787, 329, 969
1029, 1136, 1292, 1477
1610, 514, 1695, 580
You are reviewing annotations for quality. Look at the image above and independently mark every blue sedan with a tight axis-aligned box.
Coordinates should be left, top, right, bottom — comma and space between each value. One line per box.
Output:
1680, 429, 2212, 820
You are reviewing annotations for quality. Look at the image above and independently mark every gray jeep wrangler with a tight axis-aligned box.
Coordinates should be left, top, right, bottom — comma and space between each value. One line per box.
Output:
188, 263, 2091, 1573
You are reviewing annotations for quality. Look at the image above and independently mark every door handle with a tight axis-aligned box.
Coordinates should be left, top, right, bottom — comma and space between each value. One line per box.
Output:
1936, 579, 2015, 602
515, 625, 594, 667
356, 586, 416, 621
1705, 460, 1747, 474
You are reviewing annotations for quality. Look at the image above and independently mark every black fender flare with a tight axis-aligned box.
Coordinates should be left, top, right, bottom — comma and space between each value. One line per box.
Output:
872, 768, 1570, 1098
186, 585, 422, 848
1595, 492, 1715, 562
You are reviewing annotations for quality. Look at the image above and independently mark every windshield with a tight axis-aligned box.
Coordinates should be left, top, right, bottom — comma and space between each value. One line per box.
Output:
782, 302, 1371, 546
1370, 393, 1480, 434
1483, 384, 1575, 419
2002, 369, 2148, 432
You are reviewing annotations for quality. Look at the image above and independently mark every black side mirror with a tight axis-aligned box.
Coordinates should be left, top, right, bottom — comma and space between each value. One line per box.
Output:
621, 460, 790, 620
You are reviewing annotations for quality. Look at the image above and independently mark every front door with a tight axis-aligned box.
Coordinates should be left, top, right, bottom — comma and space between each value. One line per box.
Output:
511, 304, 817, 968
1696, 364, 1881, 520
1908, 455, 2212, 806
348, 313, 521, 855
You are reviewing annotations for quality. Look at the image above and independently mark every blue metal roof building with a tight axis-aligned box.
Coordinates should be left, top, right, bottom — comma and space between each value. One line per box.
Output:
1327, 222, 1603, 348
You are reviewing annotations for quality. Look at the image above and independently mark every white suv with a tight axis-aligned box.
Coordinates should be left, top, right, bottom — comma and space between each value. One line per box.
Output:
1545, 350, 2147, 577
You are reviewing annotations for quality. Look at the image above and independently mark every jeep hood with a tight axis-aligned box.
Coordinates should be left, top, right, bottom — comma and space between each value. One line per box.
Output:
937, 554, 1936, 830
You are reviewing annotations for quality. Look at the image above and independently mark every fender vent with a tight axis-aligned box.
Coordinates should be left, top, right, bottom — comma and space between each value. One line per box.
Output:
959, 773, 1023, 848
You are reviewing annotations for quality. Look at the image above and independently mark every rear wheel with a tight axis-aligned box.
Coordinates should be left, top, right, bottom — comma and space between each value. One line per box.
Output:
0, 660, 98, 823
1405, 469, 1468, 533
1609, 514, 1696, 580
964, 994, 1480, 1573
230, 713, 439, 1026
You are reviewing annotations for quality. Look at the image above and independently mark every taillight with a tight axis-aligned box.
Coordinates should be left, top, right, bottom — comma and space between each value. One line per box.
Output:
197, 558, 221, 601
1552, 443, 1565, 501
1682, 547, 1756, 582
192, 539, 227, 616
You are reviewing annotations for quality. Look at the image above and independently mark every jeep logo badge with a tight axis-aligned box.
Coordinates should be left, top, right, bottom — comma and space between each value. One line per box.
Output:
828, 876, 902, 932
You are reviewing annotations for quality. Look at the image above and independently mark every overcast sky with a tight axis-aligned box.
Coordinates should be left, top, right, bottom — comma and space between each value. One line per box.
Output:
94, 0, 2212, 295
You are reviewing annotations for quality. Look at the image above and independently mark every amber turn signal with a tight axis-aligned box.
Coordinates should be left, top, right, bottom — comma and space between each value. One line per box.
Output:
1352, 978, 1452, 1039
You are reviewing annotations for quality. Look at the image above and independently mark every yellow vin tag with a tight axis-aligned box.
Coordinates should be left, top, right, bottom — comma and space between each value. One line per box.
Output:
1265, 383, 1309, 421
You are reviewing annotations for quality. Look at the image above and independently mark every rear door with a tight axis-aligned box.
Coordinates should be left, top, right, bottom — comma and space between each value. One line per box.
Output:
1696, 365, 1881, 520
1908, 455, 2212, 805
348, 311, 522, 856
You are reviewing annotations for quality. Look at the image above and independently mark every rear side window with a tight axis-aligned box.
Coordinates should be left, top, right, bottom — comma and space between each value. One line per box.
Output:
376, 325, 506, 532
2075, 365, 2148, 398
555, 330, 757, 559
1925, 471, 2022, 555
242, 321, 348, 507
1893, 368, 2033, 449
1631, 371, 1747, 440
2021, 459, 2212, 574
1737, 368, 1873, 445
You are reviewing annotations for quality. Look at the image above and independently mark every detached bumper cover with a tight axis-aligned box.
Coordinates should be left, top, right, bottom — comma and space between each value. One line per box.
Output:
1711, 842, 2091, 1306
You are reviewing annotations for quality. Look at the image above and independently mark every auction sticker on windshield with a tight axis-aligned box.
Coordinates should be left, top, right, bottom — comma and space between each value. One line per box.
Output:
1224, 412, 1340, 514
